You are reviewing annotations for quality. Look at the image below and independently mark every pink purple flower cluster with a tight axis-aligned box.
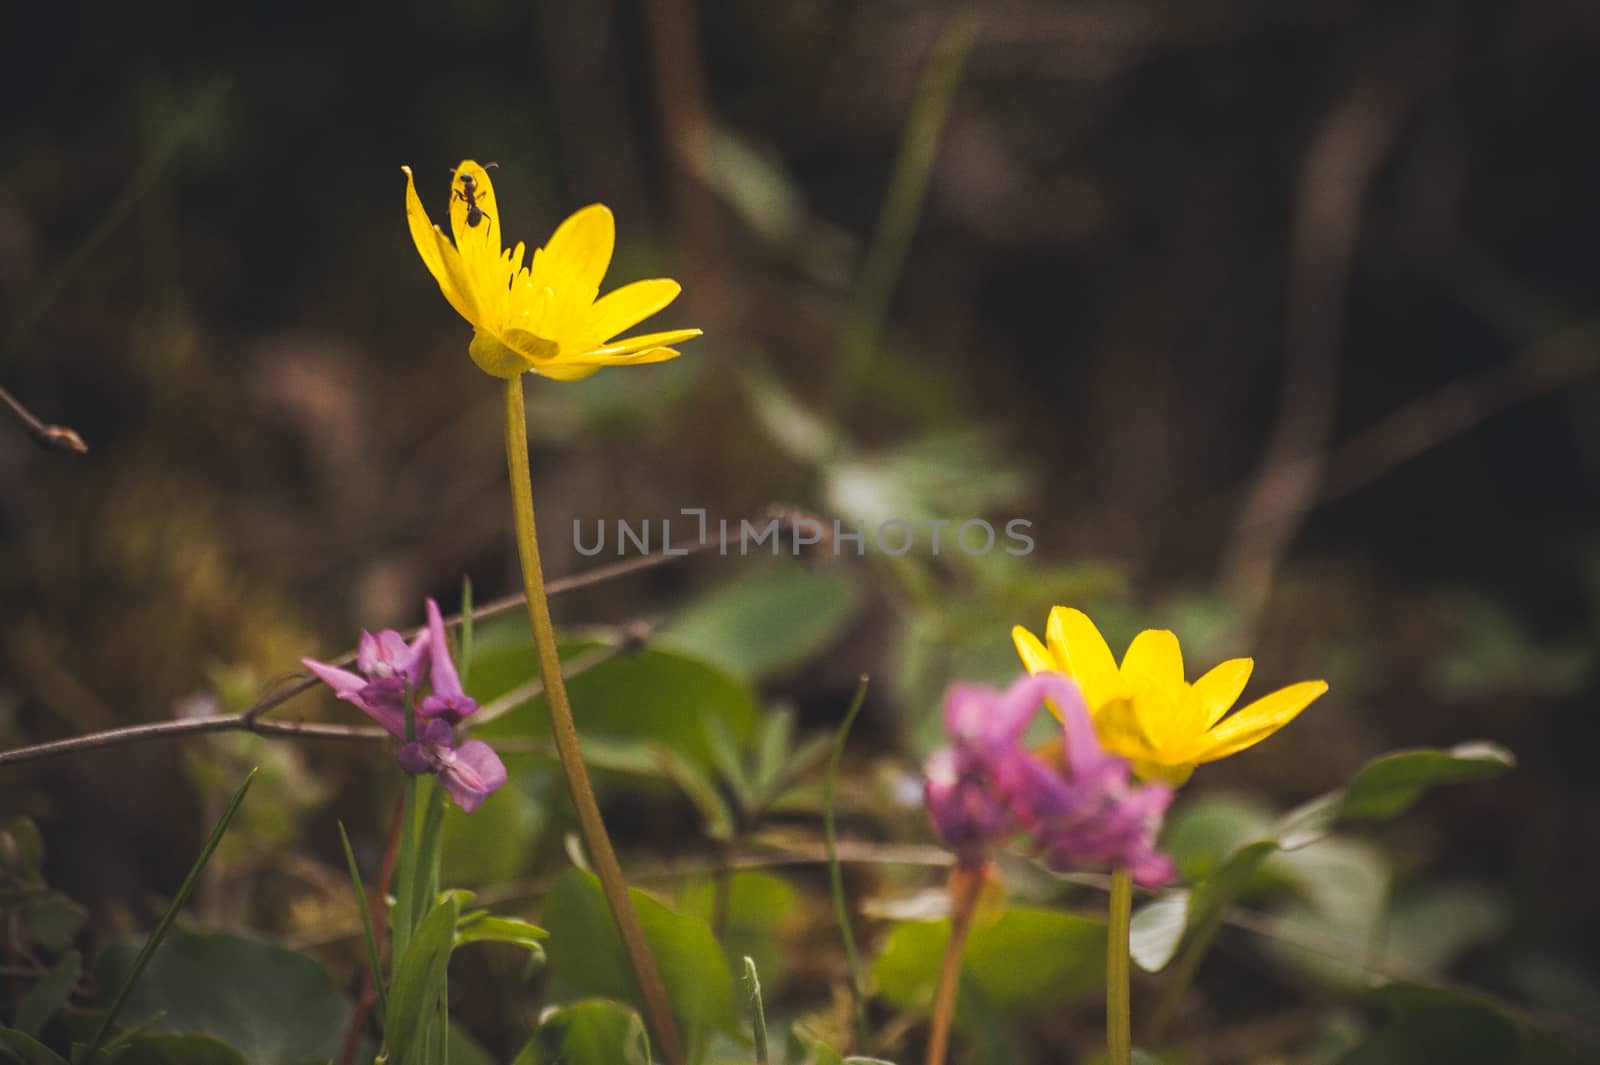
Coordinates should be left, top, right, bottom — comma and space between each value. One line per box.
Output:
924, 672, 1174, 886
303, 599, 507, 812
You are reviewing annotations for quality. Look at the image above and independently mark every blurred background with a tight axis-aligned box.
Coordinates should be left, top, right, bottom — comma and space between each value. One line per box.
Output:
3, 0, 1599, 1060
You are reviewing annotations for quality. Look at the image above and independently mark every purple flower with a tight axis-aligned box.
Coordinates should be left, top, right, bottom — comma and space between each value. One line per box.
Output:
397, 719, 508, 814
1018, 678, 1175, 886
923, 672, 1175, 886
302, 626, 430, 738
303, 597, 505, 813
418, 598, 480, 725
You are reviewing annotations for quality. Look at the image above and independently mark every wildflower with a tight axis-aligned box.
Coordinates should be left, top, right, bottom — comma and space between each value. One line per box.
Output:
302, 627, 430, 739
396, 718, 508, 814
418, 598, 478, 725
1012, 607, 1328, 787
924, 673, 1173, 885
303, 598, 506, 811
402, 160, 701, 380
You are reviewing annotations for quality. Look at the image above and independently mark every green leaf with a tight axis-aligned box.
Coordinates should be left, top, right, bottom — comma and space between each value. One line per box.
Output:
471, 639, 758, 772
1278, 743, 1515, 850
1262, 838, 1393, 988
93, 929, 349, 1065
874, 907, 1105, 1025
542, 868, 735, 1037
0, 1028, 70, 1065
104, 1033, 247, 1065
455, 912, 549, 951
20, 894, 87, 953
656, 563, 864, 682
13, 950, 80, 1038
386, 890, 463, 1064
1128, 893, 1189, 973
512, 999, 650, 1065
677, 872, 796, 989
1341, 743, 1516, 820
1136, 745, 1512, 975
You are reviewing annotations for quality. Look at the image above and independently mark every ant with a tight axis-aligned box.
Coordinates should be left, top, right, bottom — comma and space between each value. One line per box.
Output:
449, 162, 498, 228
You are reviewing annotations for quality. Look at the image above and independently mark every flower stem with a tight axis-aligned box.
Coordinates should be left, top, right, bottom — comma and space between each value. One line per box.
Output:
502, 376, 683, 1065
926, 863, 984, 1065
1107, 868, 1134, 1065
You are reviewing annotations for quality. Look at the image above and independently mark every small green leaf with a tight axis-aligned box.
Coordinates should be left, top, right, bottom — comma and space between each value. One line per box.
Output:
513, 999, 650, 1065
455, 913, 549, 951
386, 891, 464, 1063
13, 951, 80, 1038
542, 868, 735, 1037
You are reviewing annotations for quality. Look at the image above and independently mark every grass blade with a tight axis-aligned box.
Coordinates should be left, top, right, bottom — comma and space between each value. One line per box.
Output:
743, 956, 769, 1064
338, 821, 389, 1023
83, 767, 257, 1062
824, 677, 870, 1047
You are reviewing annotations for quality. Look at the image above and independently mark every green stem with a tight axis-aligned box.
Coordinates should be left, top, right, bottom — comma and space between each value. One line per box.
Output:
824, 677, 871, 1048
824, 12, 979, 460
1107, 869, 1134, 1065
502, 376, 684, 1065
925, 863, 984, 1065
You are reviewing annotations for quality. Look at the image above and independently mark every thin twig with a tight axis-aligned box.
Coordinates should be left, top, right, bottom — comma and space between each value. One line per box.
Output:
0, 634, 626, 770
1220, 40, 1430, 623
0, 384, 87, 454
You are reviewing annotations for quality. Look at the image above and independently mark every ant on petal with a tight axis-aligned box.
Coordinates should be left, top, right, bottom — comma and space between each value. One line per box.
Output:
449, 162, 498, 228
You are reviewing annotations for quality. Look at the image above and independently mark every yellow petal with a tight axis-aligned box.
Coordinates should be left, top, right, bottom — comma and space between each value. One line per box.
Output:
1011, 626, 1054, 675
1093, 695, 1156, 761
537, 204, 615, 301
1121, 629, 1184, 689
530, 362, 602, 382
1045, 607, 1120, 708
569, 329, 702, 361
447, 160, 503, 292
1197, 680, 1328, 763
403, 166, 479, 325
1194, 657, 1254, 729
587, 279, 683, 344
1134, 759, 1195, 787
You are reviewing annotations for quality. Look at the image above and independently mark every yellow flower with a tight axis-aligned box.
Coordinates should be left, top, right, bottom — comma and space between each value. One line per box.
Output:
1012, 607, 1327, 786
402, 160, 701, 380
